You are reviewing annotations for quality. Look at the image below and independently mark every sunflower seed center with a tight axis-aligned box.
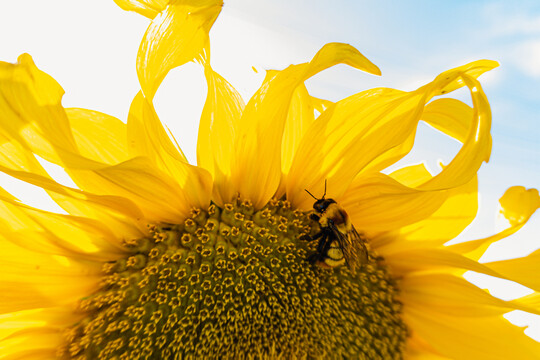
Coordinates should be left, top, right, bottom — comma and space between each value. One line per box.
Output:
60, 199, 408, 359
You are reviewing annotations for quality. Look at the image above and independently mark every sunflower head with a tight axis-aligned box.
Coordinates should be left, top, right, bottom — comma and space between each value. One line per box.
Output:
60, 199, 407, 358
0, 1, 539, 360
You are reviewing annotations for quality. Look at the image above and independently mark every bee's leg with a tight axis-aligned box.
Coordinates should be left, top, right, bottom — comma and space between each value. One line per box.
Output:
309, 213, 320, 222
300, 230, 324, 242
307, 232, 329, 264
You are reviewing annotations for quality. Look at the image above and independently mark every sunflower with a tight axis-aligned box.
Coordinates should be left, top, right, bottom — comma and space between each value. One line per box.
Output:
1, 0, 539, 359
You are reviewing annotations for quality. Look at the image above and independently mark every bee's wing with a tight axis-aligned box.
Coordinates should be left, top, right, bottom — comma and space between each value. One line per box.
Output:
329, 224, 368, 271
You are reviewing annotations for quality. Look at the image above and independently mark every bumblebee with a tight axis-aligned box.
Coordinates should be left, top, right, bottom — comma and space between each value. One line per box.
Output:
304, 182, 368, 271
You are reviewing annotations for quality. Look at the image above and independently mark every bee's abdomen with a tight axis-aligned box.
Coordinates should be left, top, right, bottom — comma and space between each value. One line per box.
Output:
324, 241, 345, 267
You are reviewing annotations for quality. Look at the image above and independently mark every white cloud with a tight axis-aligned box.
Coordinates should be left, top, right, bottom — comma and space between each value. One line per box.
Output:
483, 3, 540, 36
510, 40, 540, 78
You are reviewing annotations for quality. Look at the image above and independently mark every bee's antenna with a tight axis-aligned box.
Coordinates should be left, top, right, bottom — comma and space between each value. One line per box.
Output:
322, 179, 327, 199
305, 189, 318, 200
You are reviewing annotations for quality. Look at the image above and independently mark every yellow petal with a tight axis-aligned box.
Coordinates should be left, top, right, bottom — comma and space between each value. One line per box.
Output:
114, 0, 168, 18
382, 247, 520, 287
392, 174, 478, 248
341, 172, 448, 233
281, 84, 317, 177
401, 273, 540, 317
66, 108, 129, 165
137, 0, 223, 99
499, 186, 540, 226
424, 59, 499, 97
197, 65, 244, 205
448, 186, 540, 260
418, 76, 492, 191
0, 62, 210, 224
404, 302, 540, 360
0, 189, 127, 260
389, 163, 433, 187
127, 91, 187, 165
232, 43, 380, 208
73, 157, 212, 223
0, 241, 100, 314
1, 327, 65, 359
482, 249, 540, 293
0, 308, 82, 345
0, 163, 145, 240
422, 98, 473, 143
287, 61, 497, 210
0, 54, 85, 168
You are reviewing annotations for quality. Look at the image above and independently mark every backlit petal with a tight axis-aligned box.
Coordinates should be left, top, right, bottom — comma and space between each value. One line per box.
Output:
73, 157, 211, 223
288, 61, 497, 209
401, 273, 540, 317
197, 65, 244, 205
341, 172, 448, 233
114, 0, 168, 18
404, 301, 540, 360
0, 241, 100, 314
66, 108, 129, 165
448, 186, 540, 260
232, 43, 380, 208
136, 0, 223, 99
482, 250, 540, 293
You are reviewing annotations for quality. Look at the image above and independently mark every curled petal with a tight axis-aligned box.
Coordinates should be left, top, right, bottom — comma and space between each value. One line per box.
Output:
288, 61, 497, 209
137, 0, 223, 99
500, 186, 540, 226
232, 43, 381, 209
114, 0, 168, 18
418, 75, 492, 191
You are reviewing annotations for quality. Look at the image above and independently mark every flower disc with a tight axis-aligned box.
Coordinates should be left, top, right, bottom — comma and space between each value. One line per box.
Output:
62, 199, 408, 359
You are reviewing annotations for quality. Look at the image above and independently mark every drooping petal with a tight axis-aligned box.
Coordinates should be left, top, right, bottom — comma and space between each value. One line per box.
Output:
231, 43, 381, 208
499, 186, 540, 226
114, 0, 168, 18
288, 60, 497, 209
358, 99, 480, 177
197, 65, 244, 205
136, 0, 223, 99
0, 185, 130, 260
448, 186, 540, 260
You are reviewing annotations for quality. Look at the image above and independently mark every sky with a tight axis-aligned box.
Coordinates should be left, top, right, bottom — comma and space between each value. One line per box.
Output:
0, 0, 539, 339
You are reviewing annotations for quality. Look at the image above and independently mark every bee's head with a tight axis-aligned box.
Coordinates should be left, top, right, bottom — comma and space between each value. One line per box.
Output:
313, 198, 336, 213
306, 180, 334, 213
